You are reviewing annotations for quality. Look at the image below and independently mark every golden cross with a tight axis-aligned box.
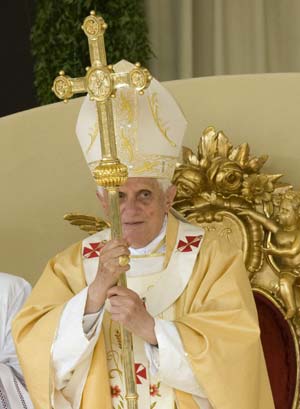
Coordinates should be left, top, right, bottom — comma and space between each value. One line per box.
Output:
52, 11, 153, 409
52, 10, 152, 189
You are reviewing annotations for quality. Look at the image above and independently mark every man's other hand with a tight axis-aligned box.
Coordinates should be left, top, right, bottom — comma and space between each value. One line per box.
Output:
108, 286, 157, 345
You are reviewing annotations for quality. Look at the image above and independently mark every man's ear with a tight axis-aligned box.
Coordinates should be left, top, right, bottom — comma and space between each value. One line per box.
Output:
96, 189, 110, 217
165, 184, 177, 212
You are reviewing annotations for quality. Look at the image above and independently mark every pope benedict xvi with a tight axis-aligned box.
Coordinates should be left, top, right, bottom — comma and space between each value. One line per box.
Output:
12, 60, 274, 409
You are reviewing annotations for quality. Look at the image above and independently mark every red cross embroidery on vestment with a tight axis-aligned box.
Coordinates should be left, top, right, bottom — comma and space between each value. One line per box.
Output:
135, 363, 147, 384
176, 235, 203, 252
82, 242, 105, 258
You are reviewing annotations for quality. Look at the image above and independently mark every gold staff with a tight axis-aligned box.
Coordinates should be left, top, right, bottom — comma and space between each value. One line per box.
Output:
52, 11, 152, 409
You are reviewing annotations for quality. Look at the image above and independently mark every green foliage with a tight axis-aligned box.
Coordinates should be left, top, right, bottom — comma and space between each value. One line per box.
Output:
31, 0, 153, 105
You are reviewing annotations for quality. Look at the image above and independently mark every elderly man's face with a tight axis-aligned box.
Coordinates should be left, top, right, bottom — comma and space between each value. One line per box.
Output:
100, 178, 176, 248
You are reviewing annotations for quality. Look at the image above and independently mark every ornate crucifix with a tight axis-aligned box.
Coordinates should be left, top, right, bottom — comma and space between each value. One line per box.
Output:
52, 11, 152, 409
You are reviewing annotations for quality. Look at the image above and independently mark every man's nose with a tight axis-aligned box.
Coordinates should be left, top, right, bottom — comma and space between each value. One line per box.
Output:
121, 198, 140, 214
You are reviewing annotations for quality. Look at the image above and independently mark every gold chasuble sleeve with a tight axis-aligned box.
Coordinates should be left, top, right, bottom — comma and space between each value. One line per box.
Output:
12, 242, 112, 409
173, 230, 274, 409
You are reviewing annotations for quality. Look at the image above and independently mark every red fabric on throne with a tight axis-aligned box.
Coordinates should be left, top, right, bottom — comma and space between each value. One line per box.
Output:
254, 291, 298, 409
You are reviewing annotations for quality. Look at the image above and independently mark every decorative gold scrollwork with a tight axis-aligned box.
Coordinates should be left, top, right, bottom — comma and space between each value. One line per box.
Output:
172, 126, 300, 321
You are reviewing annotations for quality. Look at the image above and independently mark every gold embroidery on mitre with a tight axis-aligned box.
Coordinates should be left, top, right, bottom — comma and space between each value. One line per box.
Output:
114, 90, 179, 178
119, 128, 134, 162
115, 90, 138, 164
148, 92, 177, 148
129, 155, 177, 179
133, 161, 158, 174
119, 91, 134, 124
86, 121, 99, 154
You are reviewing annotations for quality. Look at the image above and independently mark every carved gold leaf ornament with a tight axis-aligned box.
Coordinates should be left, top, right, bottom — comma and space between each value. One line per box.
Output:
247, 155, 268, 173
242, 173, 282, 204
229, 143, 250, 167
64, 213, 109, 235
198, 126, 228, 160
182, 146, 201, 167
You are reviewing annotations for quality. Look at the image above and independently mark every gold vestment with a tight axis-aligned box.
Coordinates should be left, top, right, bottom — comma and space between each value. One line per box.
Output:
12, 213, 274, 409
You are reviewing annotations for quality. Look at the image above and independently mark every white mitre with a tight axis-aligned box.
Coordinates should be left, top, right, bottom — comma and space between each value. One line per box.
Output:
76, 59, 187, 180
